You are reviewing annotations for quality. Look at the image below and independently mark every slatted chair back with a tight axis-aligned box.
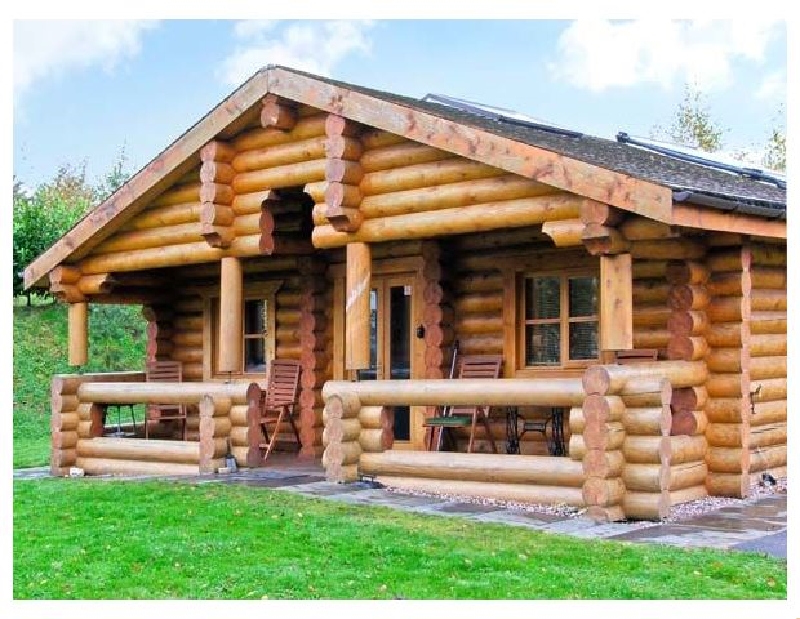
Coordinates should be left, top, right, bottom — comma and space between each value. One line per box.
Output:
264, 359, 302, 411
144, 360, 186, 440
449, 355, 503, 416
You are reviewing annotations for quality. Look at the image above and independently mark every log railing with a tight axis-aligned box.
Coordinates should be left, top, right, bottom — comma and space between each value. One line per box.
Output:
322, 364, 713, 522
58, 379, 262, 476
321, 378, 585, 484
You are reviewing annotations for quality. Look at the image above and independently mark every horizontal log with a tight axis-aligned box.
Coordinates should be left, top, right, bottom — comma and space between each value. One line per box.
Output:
751, 400, 786, 426
77, 382, 253, 405
622, 491, 670, 520
583, 423, 624, 451
632, 261, 667, 279
706, 248, 744, 273
749, 266, 786, 290
151, 183, 201, 208
624, 462, 706, 493
568, 435, 586, 461
541, 219, 585, 247
630, 239, 705, 261
622, 407, 670, 436
667, 284, 709, 312
707, 270, 747, 297
706, 422, 746, 447
358, 428, 392, 453
358, 406, 389, 430
232, 136, 331, 173
76, 437, 201, 464
78, 236, 264, 274
748, 334, 785, 358
52, 372, 146, 397
706, 447, 748, 473
619, 378, 672, 408
706, 472, 749, 498
750, 356, 786, 381
75, 456, 201, 476
632, 330, 670, 350
360, 451, 585, 486
454, 294, 503, 315
53, 431, 78, 450
749, 422, 786, 449
360, 141, 451, 172
669, 435, 707, 465
671, 386, 707, 413
750, 311, 786, 335
751, 378, 786, 403
706, 297, 744, 323
669, 485, 707, 507
360, 159, 504, 196
232, 115, 327, 152
632, 281, 670, 305
313, 194, 584, 248
375, 476, 585, 507
750, 244, 786, 267
748, 444, 786, 473
622, 435, 670, 464
621, 217, 677, 241
233, 160, 327, 194
583, 361, 708, 395
632, 307, 671, 328
750, 289, 786, 312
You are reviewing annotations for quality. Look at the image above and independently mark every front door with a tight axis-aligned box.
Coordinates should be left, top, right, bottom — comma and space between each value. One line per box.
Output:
358, 274, 415, 447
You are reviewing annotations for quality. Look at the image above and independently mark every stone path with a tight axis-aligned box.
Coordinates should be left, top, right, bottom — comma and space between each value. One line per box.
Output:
14, 466, 787, 558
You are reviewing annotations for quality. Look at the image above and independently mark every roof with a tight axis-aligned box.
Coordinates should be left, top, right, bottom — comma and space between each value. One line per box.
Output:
23, 65, 786, 289
294, 68, 786, 213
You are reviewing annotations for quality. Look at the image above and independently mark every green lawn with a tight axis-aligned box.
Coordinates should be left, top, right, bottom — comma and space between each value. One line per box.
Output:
13, 479, 786, 600
13, 302, 146, 468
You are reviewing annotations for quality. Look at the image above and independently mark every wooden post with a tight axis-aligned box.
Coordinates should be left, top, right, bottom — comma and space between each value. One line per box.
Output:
600, 253, 633, 351
68, 302, 88, 366
346, 242, 371, 370
218, 257, 243, 373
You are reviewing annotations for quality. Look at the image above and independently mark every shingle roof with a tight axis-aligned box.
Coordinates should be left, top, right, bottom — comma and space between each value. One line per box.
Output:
281, 67, 786, 215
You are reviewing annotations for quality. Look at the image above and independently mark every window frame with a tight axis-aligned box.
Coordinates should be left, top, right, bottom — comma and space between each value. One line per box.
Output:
518, 268, 599, 371
205, 280, 282, 380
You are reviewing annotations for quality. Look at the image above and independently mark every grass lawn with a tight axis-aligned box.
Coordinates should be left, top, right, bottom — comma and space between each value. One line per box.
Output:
14, 479, 786, 600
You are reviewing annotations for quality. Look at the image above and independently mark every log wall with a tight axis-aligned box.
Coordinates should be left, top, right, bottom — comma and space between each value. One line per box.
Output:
746, 242, 787, 484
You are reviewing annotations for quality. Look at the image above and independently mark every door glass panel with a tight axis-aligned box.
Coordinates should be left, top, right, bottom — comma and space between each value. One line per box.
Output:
356, 289, 379, 381
388, 285, 411, 441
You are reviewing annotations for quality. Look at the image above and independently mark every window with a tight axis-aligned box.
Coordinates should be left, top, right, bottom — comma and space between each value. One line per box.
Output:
521, 273, 598, 367
208, 281, 280, 378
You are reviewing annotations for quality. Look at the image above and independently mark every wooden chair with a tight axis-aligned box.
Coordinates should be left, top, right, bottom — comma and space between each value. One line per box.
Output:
423, 355, 503, 453
144, 360, 186, 440
256, 359, 302, 463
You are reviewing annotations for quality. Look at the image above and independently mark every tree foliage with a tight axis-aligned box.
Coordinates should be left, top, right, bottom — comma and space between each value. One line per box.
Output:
651, 83, 725, 152
13, 152, 131, 304
762, 104, 786, 173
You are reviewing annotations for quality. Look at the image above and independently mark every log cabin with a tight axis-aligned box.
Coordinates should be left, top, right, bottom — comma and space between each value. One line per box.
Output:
25, 66, 787, 521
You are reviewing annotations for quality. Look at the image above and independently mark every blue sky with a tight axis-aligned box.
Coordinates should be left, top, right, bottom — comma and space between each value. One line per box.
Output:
13, 19, 787, 188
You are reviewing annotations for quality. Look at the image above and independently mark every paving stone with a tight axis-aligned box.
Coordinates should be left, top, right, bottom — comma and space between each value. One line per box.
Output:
540, 517, 601, 534
678, 515, 785, 533
435, 502, 504, 515
733, 531, 787, 559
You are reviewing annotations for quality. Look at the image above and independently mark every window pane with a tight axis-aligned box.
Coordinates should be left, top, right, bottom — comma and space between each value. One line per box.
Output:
245, 338, 266, 372
244, 300, 266, 335
569, 276, 598, 318
525, 277, 560, 320
569, 321, 598, 360
525, 323, 560, 365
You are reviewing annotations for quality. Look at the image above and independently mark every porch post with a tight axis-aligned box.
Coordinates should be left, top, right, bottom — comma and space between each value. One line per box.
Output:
218, 256, 243, 373
346, 242, 371, 370
599, 253, 633, 354
68, 302, 88, 366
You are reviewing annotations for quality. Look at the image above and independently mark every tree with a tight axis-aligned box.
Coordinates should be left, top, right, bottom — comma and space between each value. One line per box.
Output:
762, 105, 786, 173
651, 83, 725, 152
12, 153, 131, 306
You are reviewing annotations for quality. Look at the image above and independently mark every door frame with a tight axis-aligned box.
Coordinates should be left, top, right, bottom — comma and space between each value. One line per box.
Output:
332, 257, 426, 449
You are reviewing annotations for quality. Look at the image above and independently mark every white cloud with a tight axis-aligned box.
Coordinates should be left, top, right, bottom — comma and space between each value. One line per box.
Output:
550, 19, 783, 93
14, 20, 158, 104
219, 20, 375, 86
756, 69, 786, 102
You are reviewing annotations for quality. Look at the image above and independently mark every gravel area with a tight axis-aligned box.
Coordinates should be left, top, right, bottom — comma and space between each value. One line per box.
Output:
383, 475, 787, 523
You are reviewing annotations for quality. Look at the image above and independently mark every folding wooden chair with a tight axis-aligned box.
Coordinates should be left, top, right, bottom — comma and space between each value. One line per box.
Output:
423, 355, 502, 453
256, 359, 302, 463
144, 360, 186, 440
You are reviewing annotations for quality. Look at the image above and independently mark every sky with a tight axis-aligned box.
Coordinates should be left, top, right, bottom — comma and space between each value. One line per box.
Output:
12, 17, 788, 189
